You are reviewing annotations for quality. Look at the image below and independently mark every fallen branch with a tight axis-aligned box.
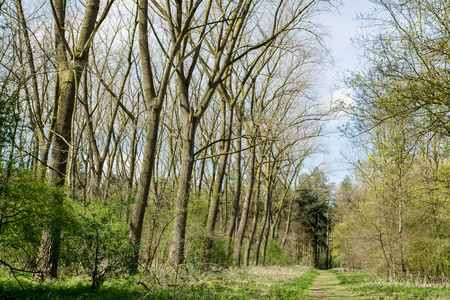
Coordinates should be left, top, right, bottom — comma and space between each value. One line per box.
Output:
0, 259, 43, 290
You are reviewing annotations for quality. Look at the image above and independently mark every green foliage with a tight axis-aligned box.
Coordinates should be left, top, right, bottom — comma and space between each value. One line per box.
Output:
0, 90, 19, 145
263, 239, 293, 265
332, 270, 450, 300
0, 266, 317, 299
210, 235, 230, 266
269, 268, 319, 299
140, 266, 317, 300
60, 200, 132, 291
184, 193, 208, 264
0, 167, 133, 292
0, 269, 143, 300
0, 168, 135, 292
0, 168, 60, 267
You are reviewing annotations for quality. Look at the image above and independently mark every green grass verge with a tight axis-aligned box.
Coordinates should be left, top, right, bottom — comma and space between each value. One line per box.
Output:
0, 273, 144, 300
142, 266, 319, 299
0, 266, 318, 299
331, 269, 450, 299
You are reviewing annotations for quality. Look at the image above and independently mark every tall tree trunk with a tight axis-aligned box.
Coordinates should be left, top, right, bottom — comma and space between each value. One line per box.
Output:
253, 173, 271, 266
398, 198, 406, 281
244, 162, 261, 267
261, 221, 270, 265
203, 106, 233, 265
128, 107, 161, 272
129, 0, 199, 271
226, 118, 242, 257
232, 141, 255, 266
126, 113, 138, 222
282, 196, 294, 247
16, 0, 45, 167
168, 115, 199, 265
37, 0, 101, 280
127, 0, 167, 273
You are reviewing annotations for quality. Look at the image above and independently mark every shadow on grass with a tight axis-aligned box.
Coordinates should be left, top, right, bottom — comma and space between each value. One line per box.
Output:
0, 276, 145, 300
1, 267, 320, 300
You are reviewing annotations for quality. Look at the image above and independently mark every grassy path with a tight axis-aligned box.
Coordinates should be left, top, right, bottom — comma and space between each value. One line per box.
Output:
305, 269, 372, 300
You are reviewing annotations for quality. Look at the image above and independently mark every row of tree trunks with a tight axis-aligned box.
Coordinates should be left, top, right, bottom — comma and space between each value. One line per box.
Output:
14, 0, 328, 277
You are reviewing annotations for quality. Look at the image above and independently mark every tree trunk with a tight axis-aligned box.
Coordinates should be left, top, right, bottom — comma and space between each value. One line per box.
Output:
127, 0, 168, 273
232, 143, 255, 266
168, 115, 199, 265
16, 0, 45, 168
128, 107, 161, 272
244, 163, 261, 267
38, 0, 100, 280
261, 221, 270, 265
226, 118, 242, 257
253, 175, 271, 266
203, 106, 233, 265
398, 198, 406, 281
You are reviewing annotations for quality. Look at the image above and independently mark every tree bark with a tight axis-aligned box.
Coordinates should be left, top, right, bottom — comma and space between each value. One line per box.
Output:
253, 172, 271, 266
168, 114, 199, 265
232, 141, 255, 266
226, 117, 242, 256
37, 0, 101, 280
128, 107, 161, 272
243, 162, 261, 267
203, 105, 233, 265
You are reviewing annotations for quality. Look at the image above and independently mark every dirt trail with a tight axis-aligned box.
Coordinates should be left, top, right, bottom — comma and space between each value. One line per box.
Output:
305, 270, 371, 300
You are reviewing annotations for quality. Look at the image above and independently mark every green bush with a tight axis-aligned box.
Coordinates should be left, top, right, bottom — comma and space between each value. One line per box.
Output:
0, 168, 60, 269
264, 239, 293, 265
60, 201, 132, 292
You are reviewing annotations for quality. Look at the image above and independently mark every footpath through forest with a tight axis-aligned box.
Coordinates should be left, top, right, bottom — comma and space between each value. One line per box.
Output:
305, 269, 371, 299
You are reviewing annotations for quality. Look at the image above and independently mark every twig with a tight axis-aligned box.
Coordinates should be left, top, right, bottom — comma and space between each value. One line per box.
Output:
0, 259, 43, 290
136, 280, 150, 291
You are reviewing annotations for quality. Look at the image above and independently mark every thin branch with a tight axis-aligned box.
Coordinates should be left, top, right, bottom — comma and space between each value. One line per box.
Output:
194, 141, 265, 161
11, 141, 64, 176
80, 0, 117, 57
194, 135, 251, 157
49, 0, 73, 58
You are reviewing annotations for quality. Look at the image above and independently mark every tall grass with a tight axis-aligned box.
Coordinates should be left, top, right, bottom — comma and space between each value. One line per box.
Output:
331, 269, 450, 299
0, 266, 317, 299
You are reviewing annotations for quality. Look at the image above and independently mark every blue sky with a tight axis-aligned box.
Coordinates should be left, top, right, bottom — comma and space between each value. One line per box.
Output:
307, 0, 376, 185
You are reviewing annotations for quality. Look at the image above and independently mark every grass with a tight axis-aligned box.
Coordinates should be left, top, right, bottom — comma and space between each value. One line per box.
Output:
331, 269, 450, 299
0, 266, 318, 299
304, 269, 363, 299
3, 266, 449, 299
0, 273, 144, 300
139, 266, 319, 299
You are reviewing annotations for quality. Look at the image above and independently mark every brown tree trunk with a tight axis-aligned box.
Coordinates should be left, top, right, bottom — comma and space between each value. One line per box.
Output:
168, 115, 199, 265
38, 0, 101, 280
16, 0, 45, 167
282, 197, 294, 247
232, 141, 255, 266
253, 174, 271, 266
226, 117, 242, 256
243, 162, 261, 267
203, 105, 233, 265
128, 107, 161, 272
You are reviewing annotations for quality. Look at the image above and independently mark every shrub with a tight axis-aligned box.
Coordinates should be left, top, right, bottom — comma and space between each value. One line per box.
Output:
264, 239, 293, 265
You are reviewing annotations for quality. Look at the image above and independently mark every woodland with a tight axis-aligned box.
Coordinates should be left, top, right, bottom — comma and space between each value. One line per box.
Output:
0, 0, 449, 298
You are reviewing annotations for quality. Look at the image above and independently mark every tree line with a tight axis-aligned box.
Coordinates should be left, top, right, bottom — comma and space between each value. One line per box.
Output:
332, 0, 450, 283
0, 0, 334, 288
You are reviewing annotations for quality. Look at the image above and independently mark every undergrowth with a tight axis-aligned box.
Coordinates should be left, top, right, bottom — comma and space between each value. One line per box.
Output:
331, 269, 450, 299
0, 266, 317, 299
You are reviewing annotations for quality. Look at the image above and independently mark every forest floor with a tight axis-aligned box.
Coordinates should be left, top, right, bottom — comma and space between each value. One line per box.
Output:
1, 266, 450, 299
305, 269, 374, 299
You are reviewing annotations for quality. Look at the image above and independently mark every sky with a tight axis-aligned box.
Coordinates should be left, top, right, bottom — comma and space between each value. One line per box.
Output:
306, 0, 377, 185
